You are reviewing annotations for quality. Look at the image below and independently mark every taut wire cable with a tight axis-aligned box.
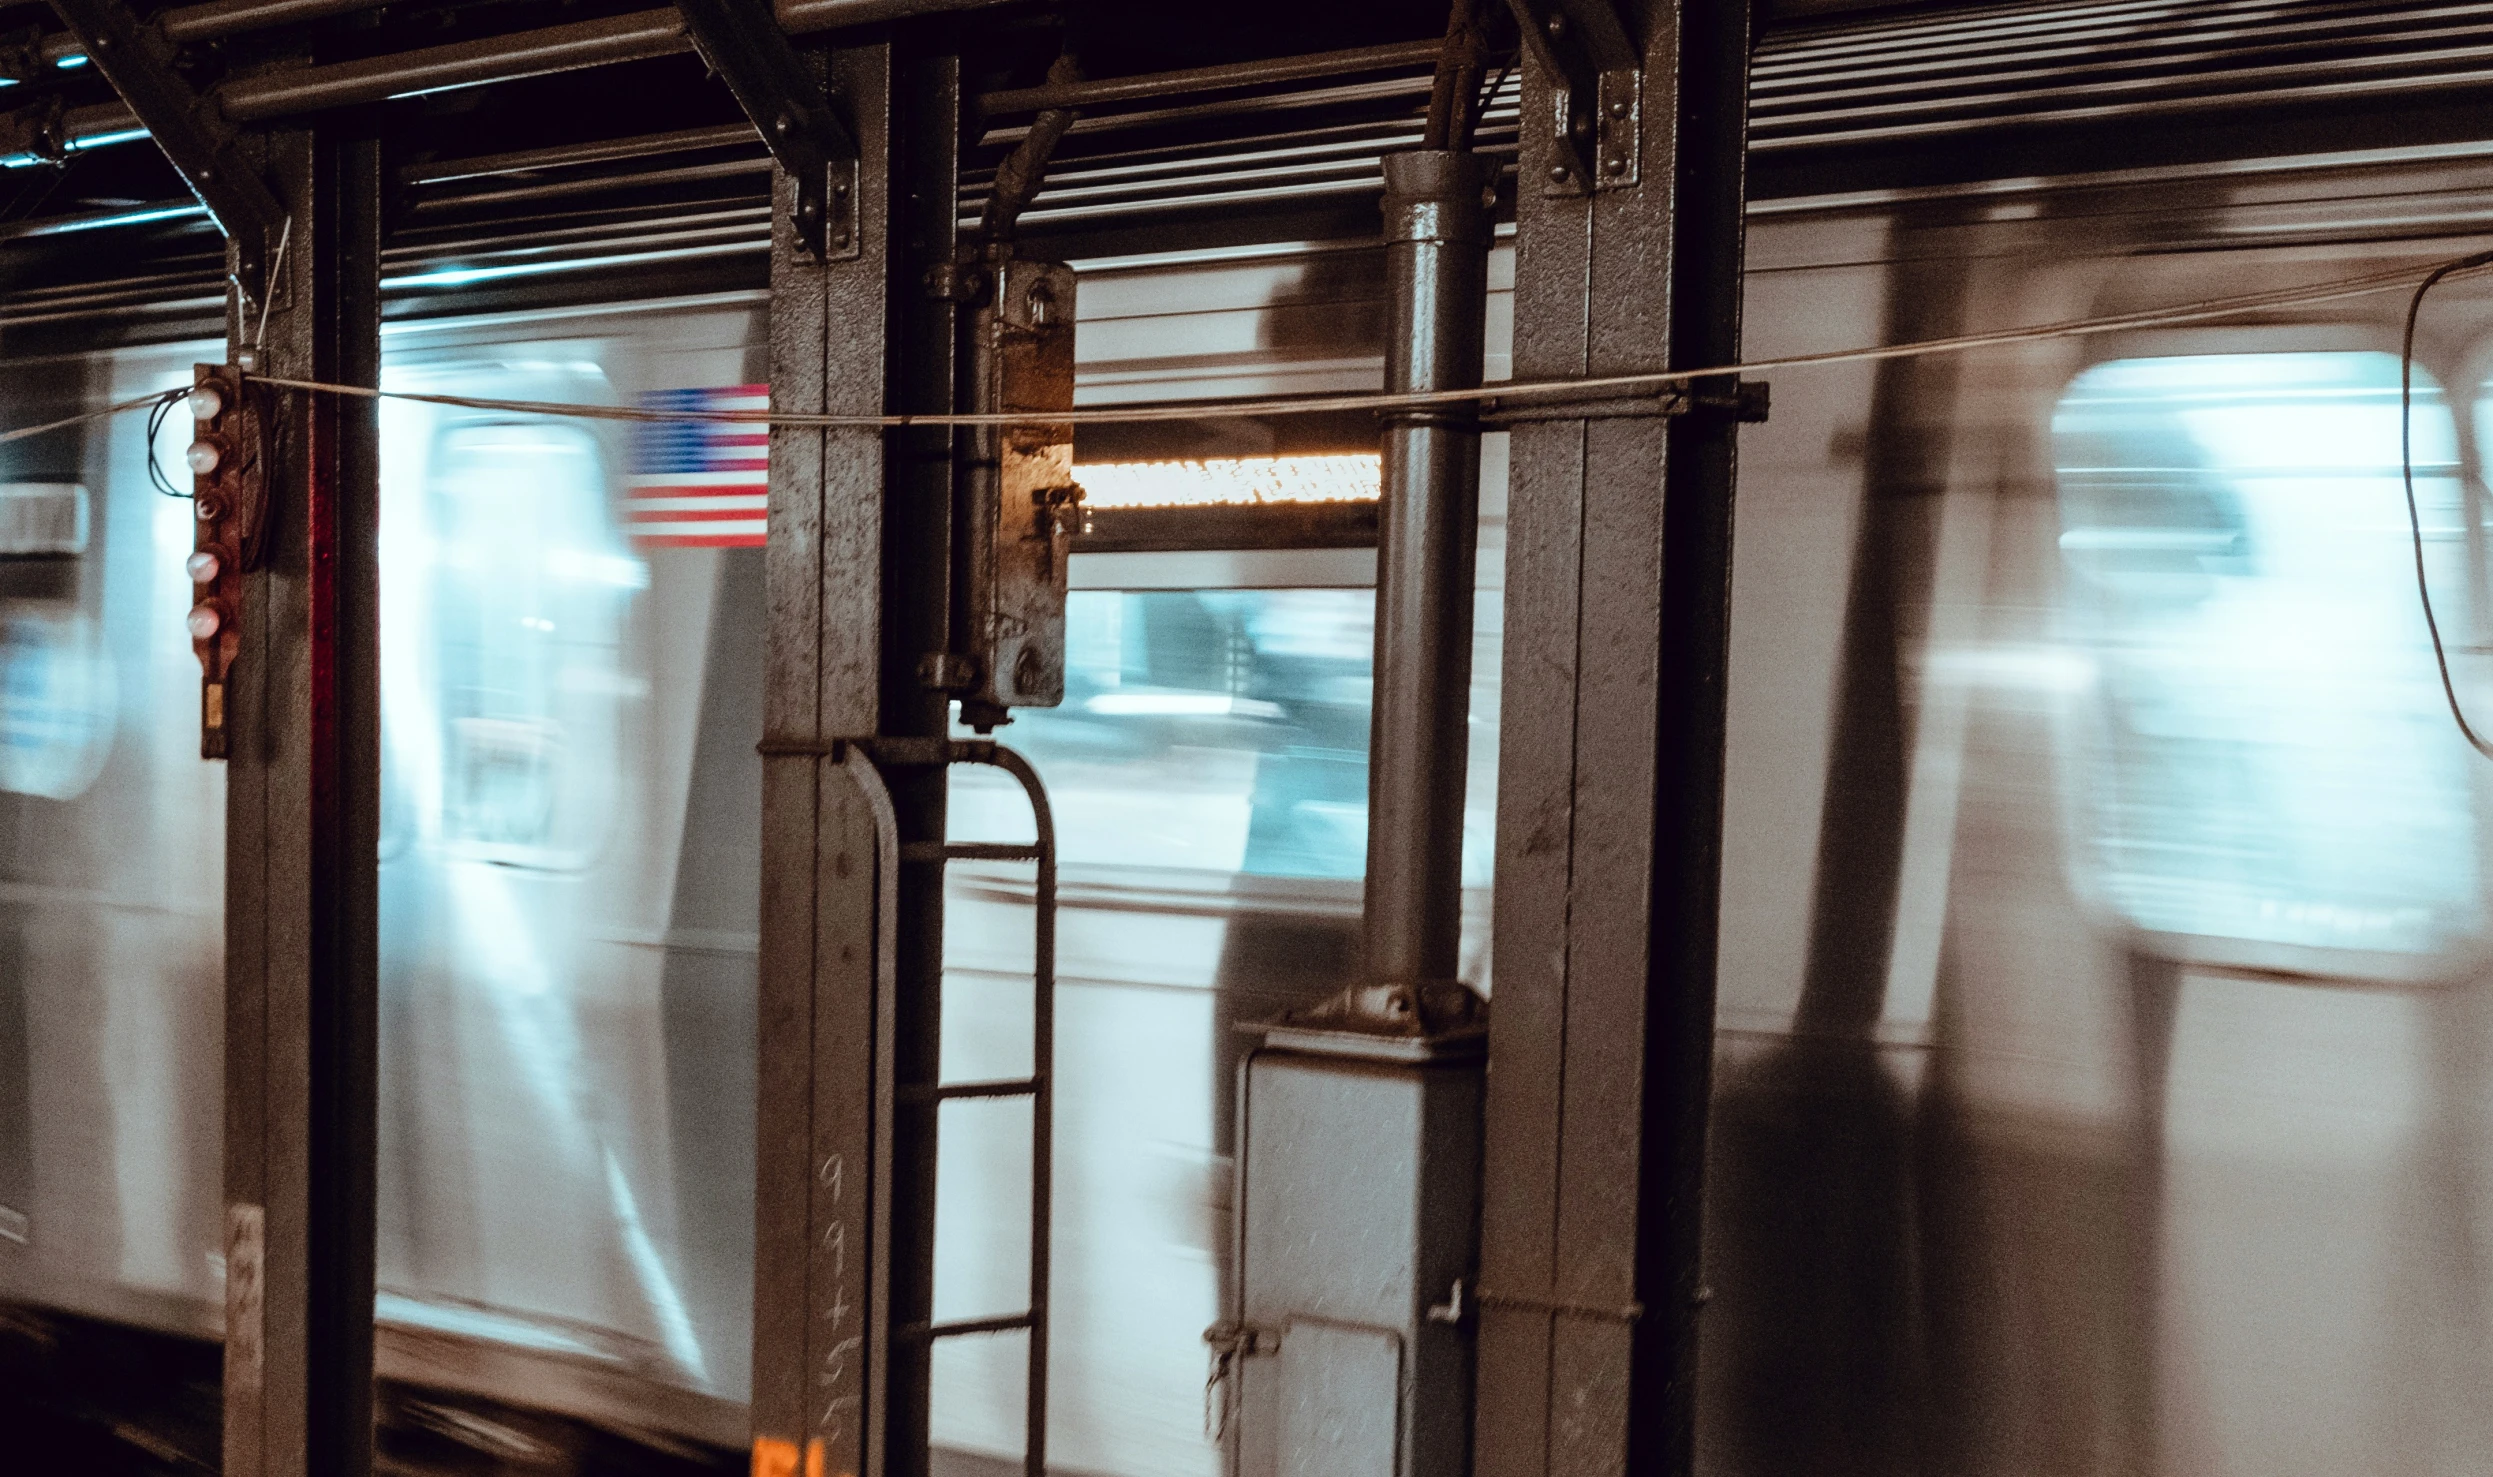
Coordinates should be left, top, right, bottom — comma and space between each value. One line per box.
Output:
243, 253, 2493, 430
2, 250, 2484, 450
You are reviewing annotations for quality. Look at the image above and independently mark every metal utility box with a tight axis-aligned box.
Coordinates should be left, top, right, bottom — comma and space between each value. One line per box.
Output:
1219, 1042, 1483, 1477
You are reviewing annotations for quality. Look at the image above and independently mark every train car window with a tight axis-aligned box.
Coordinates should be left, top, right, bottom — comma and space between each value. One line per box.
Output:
399, 417, 638, 869
0, 483, 110, 801
2053, 351, 2485, 969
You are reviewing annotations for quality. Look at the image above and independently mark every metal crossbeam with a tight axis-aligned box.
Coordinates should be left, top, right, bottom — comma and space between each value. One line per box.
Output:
44, 0, 287, 296
676, 0, 857, 256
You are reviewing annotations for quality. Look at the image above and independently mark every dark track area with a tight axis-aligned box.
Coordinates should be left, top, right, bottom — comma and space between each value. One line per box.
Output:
0, 1304, 742, 1476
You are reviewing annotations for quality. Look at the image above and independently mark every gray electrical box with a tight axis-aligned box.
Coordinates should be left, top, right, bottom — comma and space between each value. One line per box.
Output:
1217, 1040, 1483, 1477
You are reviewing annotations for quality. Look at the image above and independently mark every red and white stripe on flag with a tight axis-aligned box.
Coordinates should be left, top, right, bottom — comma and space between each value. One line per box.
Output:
625, 384, 770, 547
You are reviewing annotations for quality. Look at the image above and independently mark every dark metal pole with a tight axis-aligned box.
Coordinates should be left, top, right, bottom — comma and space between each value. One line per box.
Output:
1363, 148, 1491, 989
220, 119, 382, 1477
752, 29, 959, 1477
882, 40, 961, 1477
1474, 0, 1753, 1472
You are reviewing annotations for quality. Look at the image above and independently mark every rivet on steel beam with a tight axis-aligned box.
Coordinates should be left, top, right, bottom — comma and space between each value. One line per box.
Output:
1546, 15, 1566, 37
1608, 98, 1631, 119
1548, 164, 1570, 183
1603, 153, 1627, 175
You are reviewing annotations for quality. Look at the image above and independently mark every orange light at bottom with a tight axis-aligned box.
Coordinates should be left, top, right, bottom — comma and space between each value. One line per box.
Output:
752, 1435, 838, 1477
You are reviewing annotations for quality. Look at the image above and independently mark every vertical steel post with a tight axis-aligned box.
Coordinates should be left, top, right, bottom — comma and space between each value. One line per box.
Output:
1363, 149, 1493, 989
1474, 0, 1752, 1473
753, 34, 959, 1477
884, 43, 961, 1477
754, 38, 895, 1477
220, 121, 383, 1477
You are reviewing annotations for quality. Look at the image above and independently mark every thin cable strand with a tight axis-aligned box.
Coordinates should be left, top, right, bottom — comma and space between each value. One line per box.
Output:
0, 388, 184, 449
10, 250, 2493, 458
235, 252, 2493, 431
2400, 248, 2493, 760
142, 386, 194, 501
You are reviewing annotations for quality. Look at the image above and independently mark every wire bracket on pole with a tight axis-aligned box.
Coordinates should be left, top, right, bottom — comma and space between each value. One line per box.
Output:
1502, 0, 1640, 194
675, 0, 860, 259
44, 0, 288, 302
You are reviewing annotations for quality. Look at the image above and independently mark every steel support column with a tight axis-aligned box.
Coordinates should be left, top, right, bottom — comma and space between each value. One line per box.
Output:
1474, 0, 1751, 1472
754, 34, 958, 1477
880, 44, 961, 1477
220, 121, 383, 1477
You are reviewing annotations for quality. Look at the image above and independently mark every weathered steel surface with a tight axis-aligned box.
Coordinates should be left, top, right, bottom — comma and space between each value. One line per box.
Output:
753, 37, 896, 1477
1475, 1, 1751, 1473
754, 37, 965, 1477
220, 123, 383, 1477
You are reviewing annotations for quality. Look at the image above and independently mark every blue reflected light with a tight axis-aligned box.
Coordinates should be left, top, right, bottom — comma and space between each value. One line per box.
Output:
2054, 350, 2483, 964
388, 243, 748, 291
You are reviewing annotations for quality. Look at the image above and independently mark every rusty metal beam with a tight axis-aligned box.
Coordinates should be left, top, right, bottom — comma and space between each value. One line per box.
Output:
675, 0, 857, 257
1474, 0, 1754, 1473
14, 0, 1018, 159
44, 0, 287, 295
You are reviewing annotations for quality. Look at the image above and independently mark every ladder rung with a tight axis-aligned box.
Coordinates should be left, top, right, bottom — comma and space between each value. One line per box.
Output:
900, 1076, 1042, 1105
898, 1311, 1034, 1343
900, 840, 1044, 863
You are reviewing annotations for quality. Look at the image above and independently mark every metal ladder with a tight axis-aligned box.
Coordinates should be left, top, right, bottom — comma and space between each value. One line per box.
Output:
863, 736, 1058, 1477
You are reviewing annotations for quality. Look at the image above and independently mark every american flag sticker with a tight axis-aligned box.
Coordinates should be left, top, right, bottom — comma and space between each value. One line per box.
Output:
626, 385, 770, 547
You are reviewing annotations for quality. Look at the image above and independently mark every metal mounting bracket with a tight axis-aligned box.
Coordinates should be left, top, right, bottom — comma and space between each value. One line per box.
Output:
676, 0, 859, 259
45, 0, 288, 301
1503, 0, 1641, 194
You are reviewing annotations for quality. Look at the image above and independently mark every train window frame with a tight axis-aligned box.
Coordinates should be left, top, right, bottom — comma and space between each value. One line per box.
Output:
2045, 327, 2493, 986
377, 353, 642, 876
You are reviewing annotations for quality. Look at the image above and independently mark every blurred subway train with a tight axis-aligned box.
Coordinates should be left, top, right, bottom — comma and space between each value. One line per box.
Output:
26, 12, 2493, 1477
